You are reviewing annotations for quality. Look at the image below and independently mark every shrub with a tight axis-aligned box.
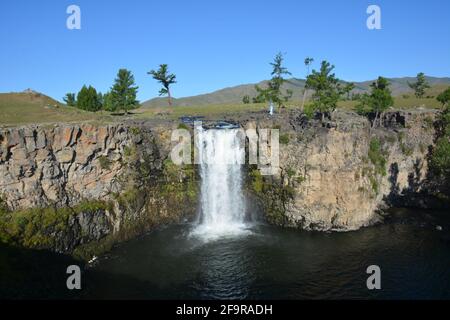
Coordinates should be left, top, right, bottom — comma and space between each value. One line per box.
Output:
423, 116, 434, 129
369, 175, 379, 194
368, 138, 387, 176
130, 127, 141, 135
296, 175, 306, 184
123, 145, 136, 159
400, 143, 414, 156
430, 137, 450, 179
177, 123, 190, 130
98, 156, 112, 170
250, 169, 264, 193
279, 134, 290, 145
286, 168, 296, 178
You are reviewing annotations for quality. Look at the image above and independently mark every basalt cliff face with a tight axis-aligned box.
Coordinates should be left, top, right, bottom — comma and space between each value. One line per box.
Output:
0, 110, 445, 258
243, 109, 443, 231
0, 122, 198, 259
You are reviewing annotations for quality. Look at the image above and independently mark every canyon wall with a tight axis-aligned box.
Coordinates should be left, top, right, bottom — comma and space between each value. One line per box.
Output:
244, 109, 442, 231
0, 121, 198, 259
0, 109, 444, 258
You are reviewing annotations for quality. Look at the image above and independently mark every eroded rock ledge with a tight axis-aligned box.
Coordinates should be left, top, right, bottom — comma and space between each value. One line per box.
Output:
0, 121, 198, 259
243, 109, 445, 231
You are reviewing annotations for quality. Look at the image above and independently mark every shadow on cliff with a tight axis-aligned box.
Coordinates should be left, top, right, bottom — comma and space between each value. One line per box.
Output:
384, 152, 449, 209
384, 160, 425, 208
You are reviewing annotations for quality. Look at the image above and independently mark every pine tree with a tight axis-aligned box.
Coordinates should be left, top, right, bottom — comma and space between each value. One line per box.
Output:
148, 64, 177, 106
343, 82, 355, 100
408, 72, 430, 98
356, 77, 394, 128
110, 69, 139, 114
305, 61, 343, 122
102, 91, 115, 112
63, 93, 76, 107
254, 52, 292, 109
76, 85, 101, 111
301, 57, 314, 111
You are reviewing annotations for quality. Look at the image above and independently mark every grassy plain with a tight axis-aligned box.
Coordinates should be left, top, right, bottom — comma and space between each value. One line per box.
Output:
1, 84, 447, 126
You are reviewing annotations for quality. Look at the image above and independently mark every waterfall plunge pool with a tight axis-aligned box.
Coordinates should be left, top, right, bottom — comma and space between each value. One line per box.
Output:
1, 208, 449, 299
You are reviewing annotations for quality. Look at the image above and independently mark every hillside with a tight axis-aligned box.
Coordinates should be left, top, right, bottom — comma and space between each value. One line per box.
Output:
142, 76, 450, 108
0, 90, 111, 126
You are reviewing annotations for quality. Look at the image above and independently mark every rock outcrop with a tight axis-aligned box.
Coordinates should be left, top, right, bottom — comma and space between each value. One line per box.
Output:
244, 109, 442, 231
0, 121, 198, 259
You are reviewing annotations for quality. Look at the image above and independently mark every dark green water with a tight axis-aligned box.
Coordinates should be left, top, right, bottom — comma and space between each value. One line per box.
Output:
1, 208, 449, 299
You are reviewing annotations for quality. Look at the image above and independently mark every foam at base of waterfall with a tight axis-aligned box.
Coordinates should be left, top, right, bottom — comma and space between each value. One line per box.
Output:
190, 222, 252, 241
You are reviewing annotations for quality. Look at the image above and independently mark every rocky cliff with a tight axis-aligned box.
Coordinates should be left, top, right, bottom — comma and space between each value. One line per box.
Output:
244, 109, 443, 231
0, 121, 198, 259
0, 109, 445, 258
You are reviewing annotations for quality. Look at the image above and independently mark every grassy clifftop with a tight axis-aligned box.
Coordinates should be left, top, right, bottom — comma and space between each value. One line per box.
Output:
0, 91, 112, 126
1, 83, 448, 126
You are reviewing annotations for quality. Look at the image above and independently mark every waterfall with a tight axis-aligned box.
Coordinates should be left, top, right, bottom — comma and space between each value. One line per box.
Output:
191, 126, 250, 240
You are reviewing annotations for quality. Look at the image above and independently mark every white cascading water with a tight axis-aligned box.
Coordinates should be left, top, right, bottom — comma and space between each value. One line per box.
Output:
191, 126, 249, 240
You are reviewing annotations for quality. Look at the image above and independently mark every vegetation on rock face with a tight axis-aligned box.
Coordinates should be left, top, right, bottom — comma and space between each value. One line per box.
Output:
408, 72, 430, 98
98, 155, 112, 170
430, 104, 450, 191
248, 167, 297, 226
0, 200, 112, 251
430, 138, 450, 178
177, 123, 190, 130
279, 133, 290, 145
361, 137, 388, 194
368, 137, 387, 177
436, 87, 450, 109
148, 64, 177, 106
253, 52, 293, 108
161, 159, 198, 202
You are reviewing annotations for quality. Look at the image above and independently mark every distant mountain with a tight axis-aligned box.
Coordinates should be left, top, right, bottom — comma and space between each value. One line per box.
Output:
142, 76, 450, 108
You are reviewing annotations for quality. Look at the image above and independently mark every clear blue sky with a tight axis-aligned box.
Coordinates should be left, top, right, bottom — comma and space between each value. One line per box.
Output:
1, 0, 449, 102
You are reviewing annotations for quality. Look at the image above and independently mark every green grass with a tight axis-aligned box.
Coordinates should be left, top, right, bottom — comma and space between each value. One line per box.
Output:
135, 102, 278, 119
0, 92, 114, 126
138, 90, 446, 120
2, 84, 448, 126
337, 97, 442, 111
337, 85, 449, 110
